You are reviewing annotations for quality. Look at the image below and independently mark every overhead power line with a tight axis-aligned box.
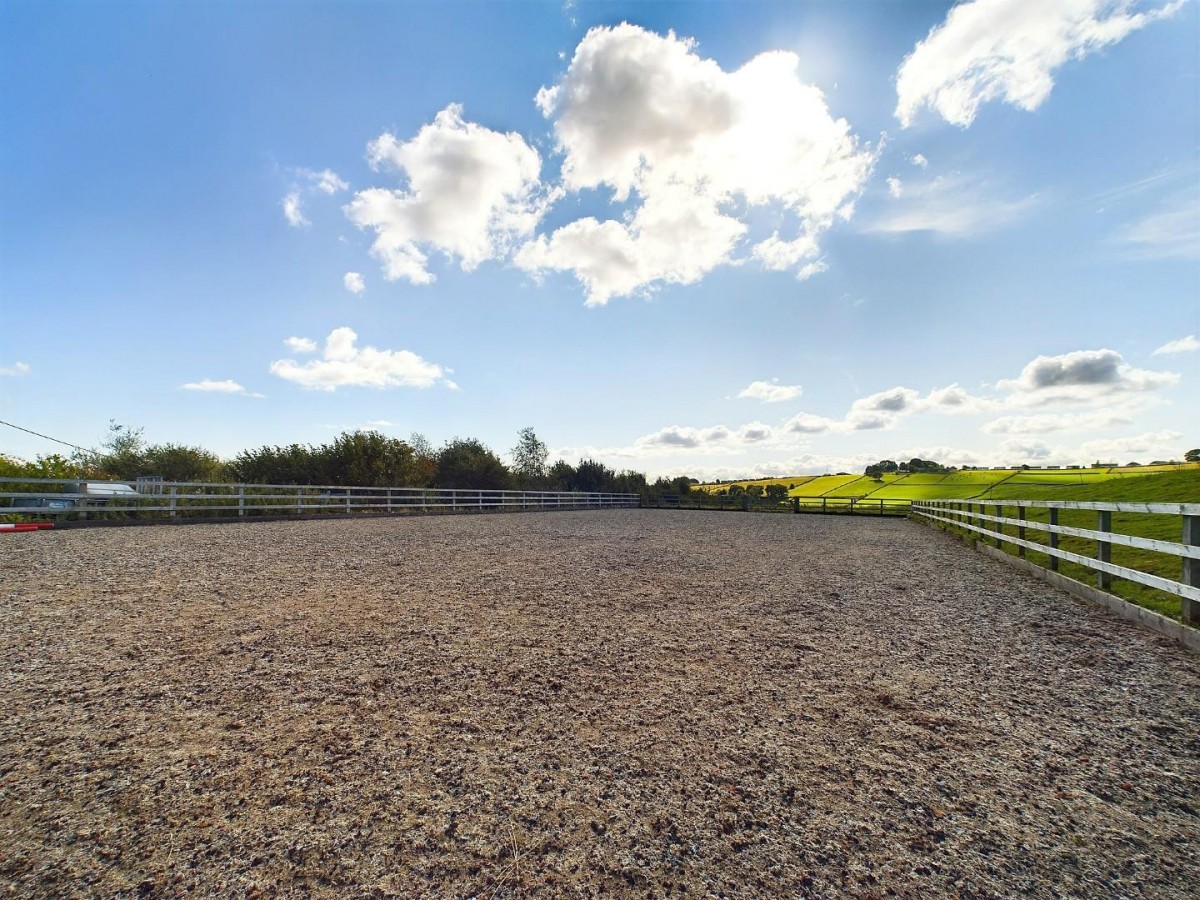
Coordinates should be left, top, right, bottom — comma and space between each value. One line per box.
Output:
0, 418, 101, 458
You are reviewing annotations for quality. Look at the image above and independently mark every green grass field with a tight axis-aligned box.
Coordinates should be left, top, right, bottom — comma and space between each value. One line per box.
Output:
920, 470, 1200, 621
698, 464, 1200, 503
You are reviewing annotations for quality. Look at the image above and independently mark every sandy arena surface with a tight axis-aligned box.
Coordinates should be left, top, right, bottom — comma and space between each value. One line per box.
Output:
1, 509, 1198, 899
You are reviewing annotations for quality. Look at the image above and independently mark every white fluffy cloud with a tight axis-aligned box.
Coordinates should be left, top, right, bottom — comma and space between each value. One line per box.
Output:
737, 379, 802, 403
343, 271, 365, 294
517, 24, 876, 304
896, 0, 1185, 127
181, 379, 263, 398
0, 361, 30, 376
346, 104, 545, 285
628, 421, 777, 454
1153, 334, 1200, 355
282, 191, 309, 228
283, 336, 317, 353
270, 327, 455, 392
997, 348, 1178, 403
865, 172, 1038, 237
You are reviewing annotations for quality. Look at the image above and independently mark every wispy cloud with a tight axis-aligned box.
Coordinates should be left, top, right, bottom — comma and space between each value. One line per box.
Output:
1112, 189, 1200, 260
0, 361, 30, 377
181, 379, 265, 398
896, 0, 1186, 127
1152, 334, 1200, 355
863, 173, 1039, 237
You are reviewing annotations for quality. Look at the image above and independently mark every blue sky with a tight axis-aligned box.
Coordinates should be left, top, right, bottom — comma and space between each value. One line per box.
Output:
2, 0, 1197, 479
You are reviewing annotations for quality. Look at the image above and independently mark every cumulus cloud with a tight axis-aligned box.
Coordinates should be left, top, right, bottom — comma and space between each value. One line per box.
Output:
346, 104, 546, 285
851, 386, 920, 415
517, 24, 876, 304
0, 361, 30, 376
344, 271, 366, 294
737, 379, 802, 403
778, 383, 994, 436
864, 172, 1038, 237
924, 384, 997, 415
910, 154, 929, 168
181, 379, 264, 398
1153, 334, 1200, 355
783, 412, 842, 434
283, 336, 318, 353
997, 348, 1178, 402
282, 191, 309, 228
270, 327, 455, 392
628, 421, 777, 454
896, 0, 1185, 127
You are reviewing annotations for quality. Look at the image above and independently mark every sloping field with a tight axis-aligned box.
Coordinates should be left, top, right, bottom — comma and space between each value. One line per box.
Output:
705, 464, 1200, 504
2, 512, 1198, 898
979, 469, 1200, 502
785, 474, 861, 497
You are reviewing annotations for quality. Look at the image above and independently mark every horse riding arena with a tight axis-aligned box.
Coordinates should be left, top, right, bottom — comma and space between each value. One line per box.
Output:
1, 510, 1197, 897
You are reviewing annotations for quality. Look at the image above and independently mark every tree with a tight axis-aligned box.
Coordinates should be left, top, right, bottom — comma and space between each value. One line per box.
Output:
435, 438, 511, 490
95, 421, 147, 479
764, 484, 788, 502
141, 443, 226, 482
510, 427, 549, 487
865, 464, 883, 481
569, 458, 616, 492
1186, 449, 1200, 463
546, 460, 575, 490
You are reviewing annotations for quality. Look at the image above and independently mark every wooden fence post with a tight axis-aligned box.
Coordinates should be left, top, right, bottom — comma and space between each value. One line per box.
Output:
238, 486, 245, 518
169, 485, 178, 519
1096, 510, 1112, 590
1017, 505, 1026, 558
1049, 508, 1059, 571
994, 503, 1003, 548
1183, 513, 1199, 628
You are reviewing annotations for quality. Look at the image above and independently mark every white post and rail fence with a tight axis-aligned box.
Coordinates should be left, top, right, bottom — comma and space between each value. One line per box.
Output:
0, 477, 638, 523
911, 499, 1199, 649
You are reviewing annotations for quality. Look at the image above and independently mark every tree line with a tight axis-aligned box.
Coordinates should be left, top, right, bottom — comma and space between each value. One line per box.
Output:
0, 423, 696, 498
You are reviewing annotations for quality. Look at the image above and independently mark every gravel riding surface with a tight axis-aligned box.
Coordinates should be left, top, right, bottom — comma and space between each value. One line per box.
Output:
1, 510, 1197, 899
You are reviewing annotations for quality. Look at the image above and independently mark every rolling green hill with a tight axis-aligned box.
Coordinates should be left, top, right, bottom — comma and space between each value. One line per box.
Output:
699, 464, 1200, 503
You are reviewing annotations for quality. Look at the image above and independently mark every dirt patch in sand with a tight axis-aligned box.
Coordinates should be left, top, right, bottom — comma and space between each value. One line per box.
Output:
1, 510, 1197, 897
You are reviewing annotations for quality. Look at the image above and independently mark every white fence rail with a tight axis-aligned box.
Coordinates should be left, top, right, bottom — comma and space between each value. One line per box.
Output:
0, 478, 638, 522
911, 499, 1200, 628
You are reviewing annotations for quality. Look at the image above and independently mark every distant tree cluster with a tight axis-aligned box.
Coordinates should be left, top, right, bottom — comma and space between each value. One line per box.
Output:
865, 458, 950, 479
